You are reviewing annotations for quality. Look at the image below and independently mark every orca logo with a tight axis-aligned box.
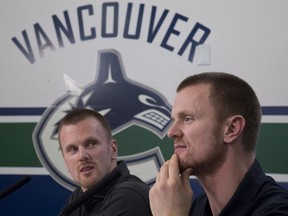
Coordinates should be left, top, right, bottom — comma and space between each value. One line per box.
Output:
33, 49, 172, 190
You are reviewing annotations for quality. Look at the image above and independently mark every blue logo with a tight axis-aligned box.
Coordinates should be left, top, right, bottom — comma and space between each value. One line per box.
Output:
33, 49, 172, 190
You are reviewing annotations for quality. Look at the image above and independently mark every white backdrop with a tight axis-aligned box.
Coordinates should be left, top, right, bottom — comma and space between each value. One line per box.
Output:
1, 0, 287, 109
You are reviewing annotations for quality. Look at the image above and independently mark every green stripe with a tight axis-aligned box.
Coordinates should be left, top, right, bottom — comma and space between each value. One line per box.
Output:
257, 123, 288, 174
0, 123, 41, 167
114, 125, 174, 158
0, 123, 287, 175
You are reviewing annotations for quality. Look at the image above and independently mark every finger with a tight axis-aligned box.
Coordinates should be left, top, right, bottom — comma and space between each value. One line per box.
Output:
157, 159, 170, 182
168, 154, 180, 178
181, 168, 193, 188
155, 171, 161, 184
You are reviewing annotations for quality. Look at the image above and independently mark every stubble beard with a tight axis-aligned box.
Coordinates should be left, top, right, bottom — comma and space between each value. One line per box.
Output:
178, 134, 226, 177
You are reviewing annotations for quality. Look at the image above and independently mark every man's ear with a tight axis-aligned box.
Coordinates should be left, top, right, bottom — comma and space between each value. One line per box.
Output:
111, 139, 118, 159
223, 115, 245, 143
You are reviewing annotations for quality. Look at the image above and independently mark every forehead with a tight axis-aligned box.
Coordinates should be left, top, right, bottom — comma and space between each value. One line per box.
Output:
172, 84, 212, 115
60, 117, 106, 139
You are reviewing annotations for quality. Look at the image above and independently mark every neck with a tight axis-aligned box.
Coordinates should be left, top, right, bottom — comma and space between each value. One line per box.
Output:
198, 153, 254, 216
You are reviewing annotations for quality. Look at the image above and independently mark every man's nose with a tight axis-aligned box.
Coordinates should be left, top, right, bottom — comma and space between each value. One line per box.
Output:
79, 146, 89, 161
167, 121, 182, 139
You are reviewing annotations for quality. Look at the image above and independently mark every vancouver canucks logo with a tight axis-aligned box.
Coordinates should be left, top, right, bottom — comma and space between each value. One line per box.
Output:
33, 49, 172, 190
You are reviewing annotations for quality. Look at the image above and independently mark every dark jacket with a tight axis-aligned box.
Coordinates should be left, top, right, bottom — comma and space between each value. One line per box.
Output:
60, 161, 152, 216
190, 160, 288, 215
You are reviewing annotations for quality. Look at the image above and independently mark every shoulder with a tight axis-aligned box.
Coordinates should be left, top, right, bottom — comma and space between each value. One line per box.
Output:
261, 176, 288, 198
251, 176, 288, 215
113, 174, 150, 198
100, 175, 152, 215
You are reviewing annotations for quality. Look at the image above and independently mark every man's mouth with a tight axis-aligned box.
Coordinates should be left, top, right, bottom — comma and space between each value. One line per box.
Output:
174, 144, 186, 154
80, 165, 94, 173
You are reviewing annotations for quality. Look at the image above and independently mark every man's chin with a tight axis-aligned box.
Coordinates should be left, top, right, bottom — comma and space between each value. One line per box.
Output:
79, 178, 98, 191
179, 161, 190, 173
179, 160, 194, 175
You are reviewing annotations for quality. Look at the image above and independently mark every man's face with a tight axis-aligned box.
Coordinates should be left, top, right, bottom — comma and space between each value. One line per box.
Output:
59, 117, 117, 191
168, 84, 226, 176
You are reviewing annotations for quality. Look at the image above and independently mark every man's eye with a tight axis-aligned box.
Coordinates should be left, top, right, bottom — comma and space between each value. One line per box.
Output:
184, 117, 194, 124
86, 141, 98, 148
66, 146, 78, 153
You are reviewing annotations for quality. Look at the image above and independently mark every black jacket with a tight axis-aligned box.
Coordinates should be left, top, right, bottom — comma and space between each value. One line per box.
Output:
60, 161, 152, 216
190, 160, 288, 215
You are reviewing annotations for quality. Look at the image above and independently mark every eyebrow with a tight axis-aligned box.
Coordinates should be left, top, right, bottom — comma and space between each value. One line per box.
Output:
64, 143, 77, 152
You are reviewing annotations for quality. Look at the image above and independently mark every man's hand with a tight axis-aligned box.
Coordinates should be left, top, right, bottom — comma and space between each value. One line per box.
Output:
149, 154, 193, 216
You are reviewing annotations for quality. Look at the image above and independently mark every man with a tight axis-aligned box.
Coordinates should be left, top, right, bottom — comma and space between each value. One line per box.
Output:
58, 108, 152, 216
149, 72, 288, 216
